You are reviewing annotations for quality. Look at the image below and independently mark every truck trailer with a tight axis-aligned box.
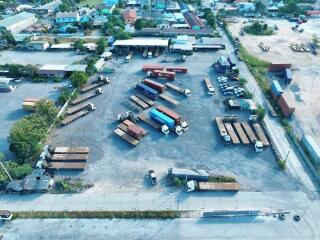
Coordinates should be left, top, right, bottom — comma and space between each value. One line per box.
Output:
49, 154, 88, 162
166, 66, 188, 73
233, 122, 250, 144
142, 64, 164, 72
168, 168, 209, 182
187, 180, 240, 192
71, 88, 103, 105
61, 110, 90, 126
156, 105, 188, 131
129, 95, 149, 110
138, 113, 162, 130
135, 93, 155, 106
224, 122, 240, 144
150, 109, 182, 135
135, 83, 159, 100
52, 147, 90, 154
165, 82, 191, 97
253, 123, 269, 147
113, 128, 139, 146
148, 70, 175, 80
215, 117, 231, 144
143, 79, 166, 93
159, 93, 180, 106
204, 77, 215, 95
67, 103, 95, 115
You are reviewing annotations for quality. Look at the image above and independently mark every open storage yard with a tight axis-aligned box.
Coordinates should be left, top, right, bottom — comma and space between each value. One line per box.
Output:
49, 52, 301, 193
227, 18, 320, 143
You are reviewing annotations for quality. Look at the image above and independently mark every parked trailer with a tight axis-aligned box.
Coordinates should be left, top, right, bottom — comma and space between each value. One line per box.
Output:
166, 66, 188, 73
47, 162, 86, 170
142, 64, 164, 72
224, 122, 240, 144
204, 77, 215, 95
165, 82, 191, 97
135, 93, 155, 106
67, 102, 94, 115
159, 93, 180, 106
149, 70, 175, 80
61, 110, 89, 126
187, 180, 240, 192
129, 95, 149, 109
113, 128, 139, 146
241, 122, 258, 143
233, 122, 250, 144
253, 123, 269, 147
53, 147, 90, 154
156, 105, 181, 125
215, 117, 231, 144
80, 83, 102, 93
143, 79, 166, 93
122, 119, 148, 136
136, 83, 159, 100
71, 90, 101, 105
50, 154, 88, 162
138, 113, 162, 130
117, 123, 144, 140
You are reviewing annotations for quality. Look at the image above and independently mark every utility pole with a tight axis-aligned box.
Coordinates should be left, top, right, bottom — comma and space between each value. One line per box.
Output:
0, 161, 12, 181
284, 149, 290, 163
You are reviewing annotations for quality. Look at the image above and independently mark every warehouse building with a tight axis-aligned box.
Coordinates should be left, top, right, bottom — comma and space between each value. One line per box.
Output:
113, 38, 169, 53
0, 12, 37, 33
38, 64, 87, 78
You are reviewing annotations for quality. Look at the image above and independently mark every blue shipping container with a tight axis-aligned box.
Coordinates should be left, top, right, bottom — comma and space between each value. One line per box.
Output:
150, 109, 175, 129
271, 80, 283, 97
136, 83, 159, 100
301, 135, 320, 164
284, 68, 292, 84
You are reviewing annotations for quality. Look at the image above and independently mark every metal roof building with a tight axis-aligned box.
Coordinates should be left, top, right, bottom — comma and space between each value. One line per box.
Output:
113, 38, 169, 47
0, 12, 37, 33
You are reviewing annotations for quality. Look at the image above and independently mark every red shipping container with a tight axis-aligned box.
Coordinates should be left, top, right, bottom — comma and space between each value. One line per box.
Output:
143, 79, 166, 93
277, 95, 295, 118
153, 70, 175, 80
127, 124, 144, 140
166, 67, 188, 73
156, 105, 181, 125
142, 64, 164, 72
268, 63, 292, 72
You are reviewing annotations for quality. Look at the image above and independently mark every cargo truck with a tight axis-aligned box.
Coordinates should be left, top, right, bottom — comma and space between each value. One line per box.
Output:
61, 109, 90, 126
150, 109, 183, 135
165, 82, 191, 97
126, 51, 133, 63
113, 128, 139, 146
143, 79, 166, 93
224, 122, 240, 144
186, 180, 240, 192
147, 70, 175, 80
156, 105, 188, 131
215, 117, 231, 144
253, 123, 269, 147
166, 66, 188, 73
142, 64, 164, 72
135, 83, 159, 100
71, 88, 103, 105
138, 113, 162, 130
204, 77, 215, 95
92, 75, 110, 84
67, 103, 95, 115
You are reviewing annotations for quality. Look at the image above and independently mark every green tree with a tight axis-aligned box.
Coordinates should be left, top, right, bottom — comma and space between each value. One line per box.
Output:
96, 37, 107, 55
70, 71, 88, 88
256, 105, 266, 121
74, 39, 86, 52
35, 100, 58, 125
115, 30, 131, 40
279, 0, 300, 15
134, 19, 156, 30
112, 8, 120, 15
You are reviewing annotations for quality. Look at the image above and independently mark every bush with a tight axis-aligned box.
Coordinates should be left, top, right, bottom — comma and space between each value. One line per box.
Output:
243, 22, 273, 36
173, 177, 183, 187
256, 105, 266, 121
53, 77, 63, 83
32, 77, 48, 83
278, 159, 286, 170
0, 155, 33, 183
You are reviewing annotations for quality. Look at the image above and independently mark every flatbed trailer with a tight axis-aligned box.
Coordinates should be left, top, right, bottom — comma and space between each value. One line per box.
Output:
61, 110, 89, 126
81, 83, 102, 93
122, 120, 148, 136
198, 182, 240, 191
159, 93, 180, 106
138, 113, 162, 130
113, 128, 139, 146
47, 162, 86, 170
224, 122, 240, 144
50, 153, 88, 162
165, 82, 187, 95
129, 96, 149, 109
215, 117, 228, 137
241, 122, 258, 143
233, 122, 250, 144
67, 102, 92, 115
135, 93, 155, 106
53, 147, 90, 154
71, 92, 98, 105
253, 123, 269, 147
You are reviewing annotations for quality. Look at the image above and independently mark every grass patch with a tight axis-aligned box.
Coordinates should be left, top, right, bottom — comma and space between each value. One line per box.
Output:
13, 211, 183, 219
80, 0, 103, 7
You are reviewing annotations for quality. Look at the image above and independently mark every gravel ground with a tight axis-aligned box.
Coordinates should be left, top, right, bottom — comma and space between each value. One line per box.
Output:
227, 18, 320, 144
49, 51, 301, 193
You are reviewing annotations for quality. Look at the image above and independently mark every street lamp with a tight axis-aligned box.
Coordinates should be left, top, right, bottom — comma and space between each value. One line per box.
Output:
284, 149, 291, 163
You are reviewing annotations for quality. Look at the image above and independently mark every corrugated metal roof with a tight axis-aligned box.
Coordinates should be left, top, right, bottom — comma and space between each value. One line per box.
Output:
0, 12, 36, 28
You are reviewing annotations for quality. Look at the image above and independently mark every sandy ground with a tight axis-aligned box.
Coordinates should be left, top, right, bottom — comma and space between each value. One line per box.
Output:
227, 18, 320, 143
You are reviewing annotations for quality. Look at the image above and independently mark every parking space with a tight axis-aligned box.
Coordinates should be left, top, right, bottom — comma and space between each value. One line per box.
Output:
0, 82, 65, 158
49, 51, 301, 193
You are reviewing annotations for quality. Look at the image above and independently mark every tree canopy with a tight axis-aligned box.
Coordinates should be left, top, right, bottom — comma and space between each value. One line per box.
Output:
70, 71, 88, 88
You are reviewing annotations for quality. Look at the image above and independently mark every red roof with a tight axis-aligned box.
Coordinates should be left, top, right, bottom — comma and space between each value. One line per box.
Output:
123, 9, 136, 21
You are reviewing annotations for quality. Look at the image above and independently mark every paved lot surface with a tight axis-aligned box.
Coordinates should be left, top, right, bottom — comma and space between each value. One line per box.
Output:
49, 51, 299, 193
227, 18, 320, 144
1, 207, 320, 240
0, 50, 87, 65
0, 82, 65, 158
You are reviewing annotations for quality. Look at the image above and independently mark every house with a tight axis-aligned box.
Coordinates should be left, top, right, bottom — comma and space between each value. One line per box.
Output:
24, 41, 50, 51
166, 0, 181, 12
183, 11, 205, 30
123, 8, 137, 24
38, 64, 87, 78
0, 12, 37, 33
34, 0, 62, 16
55, 11, 80, 24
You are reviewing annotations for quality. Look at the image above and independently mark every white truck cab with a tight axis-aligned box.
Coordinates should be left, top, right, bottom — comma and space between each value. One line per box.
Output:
184, 89, 191, 97
255, 141, 264, 152
95, 88, 103, 94
181, 121, 189, 131
88, 103, 96, 111
175, 125, 183, 136
161, 125, 170, 135
208, 86, 215, 95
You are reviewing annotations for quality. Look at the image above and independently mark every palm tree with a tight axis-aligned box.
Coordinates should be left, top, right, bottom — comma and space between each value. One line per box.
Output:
254, 0, 267, 16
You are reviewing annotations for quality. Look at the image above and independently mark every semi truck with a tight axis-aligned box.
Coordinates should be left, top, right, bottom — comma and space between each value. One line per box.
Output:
159, 93, 180, 106
156, 105, 188, 131
71, 88, 103, 105
150, 109, 183, 135
241, 122, 263, 152
165, 82, 191, 97
253, 123, 269, 147
204, 77, 215, 95
67, 103, 95, 115
81, 76, 110, 93
166, 66, 188, 73
126, 51, 133, 63
224, 122, 240, 144
135, 93, 155, 106
215, 117, 231, 144
147, 70, 175, 80
61, 109, 91, 126
186, 180, 240, 192
138, 113, 162, 130
93, 75, 110, 84
142, 64, 164, 72
135, 83, 159, 100
143, 79, 166, 93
